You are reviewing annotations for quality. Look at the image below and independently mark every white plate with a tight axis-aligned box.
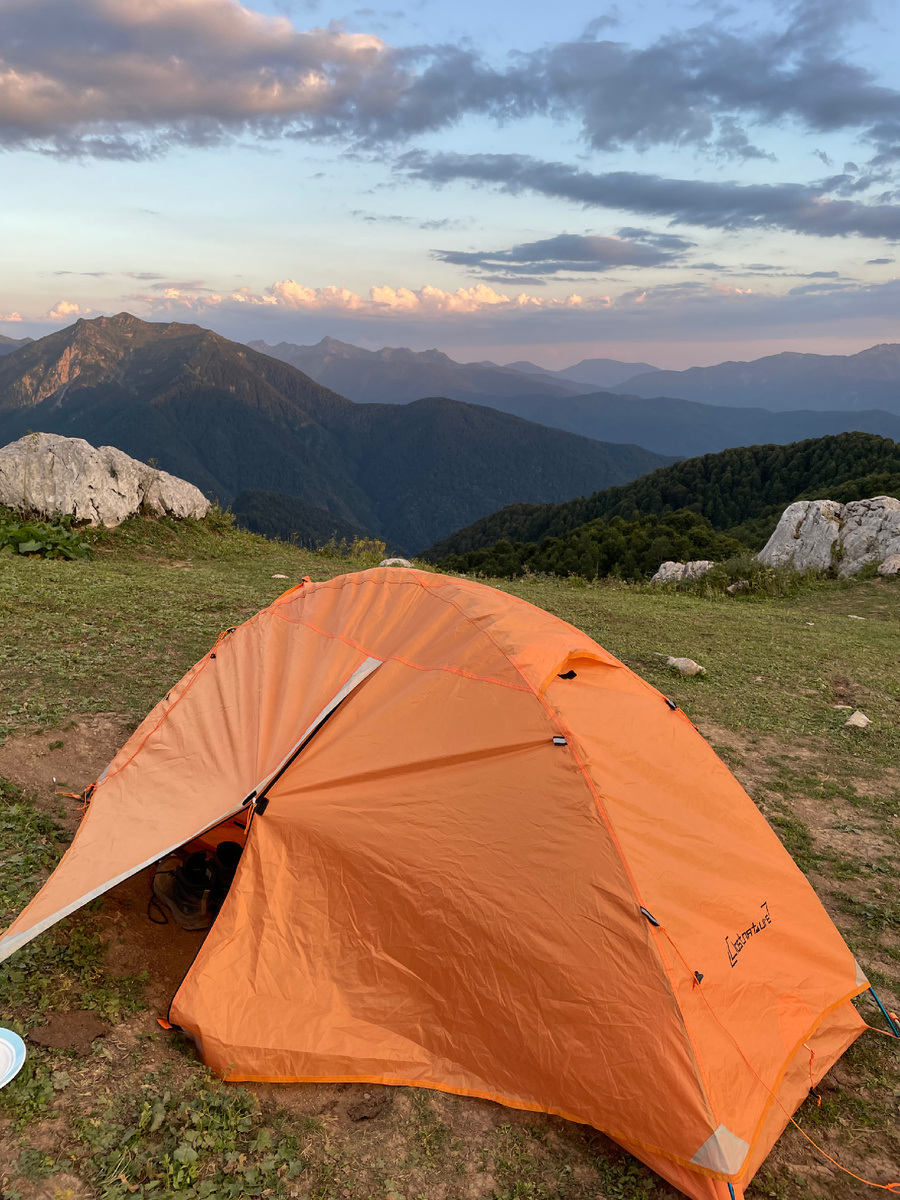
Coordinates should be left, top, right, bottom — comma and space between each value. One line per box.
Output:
0, 1028, 26, 1089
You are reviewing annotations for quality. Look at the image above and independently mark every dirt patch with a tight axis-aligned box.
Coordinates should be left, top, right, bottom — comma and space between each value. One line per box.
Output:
0, 716, 211, 1015
699, 719, 900, 799
0, 713, 133, 829
346, 1085, 393, 1121
36, 1174, 93, 1200
29, 1011, 109, 1055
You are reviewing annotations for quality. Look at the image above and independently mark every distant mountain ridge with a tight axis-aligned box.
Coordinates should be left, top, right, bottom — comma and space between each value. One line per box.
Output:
247, 336, 594, 403
504, 356, 659, 389
0, 333, 32, 357
0, 313, 672, 551
617, 344, 900, 413
465, 390, 900, 458
249, 335, 900, 450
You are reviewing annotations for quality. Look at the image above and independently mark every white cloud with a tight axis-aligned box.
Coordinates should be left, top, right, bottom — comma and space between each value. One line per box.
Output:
43, 300, 91, 320
0, 311, 23, 322
128, 279, 588, 317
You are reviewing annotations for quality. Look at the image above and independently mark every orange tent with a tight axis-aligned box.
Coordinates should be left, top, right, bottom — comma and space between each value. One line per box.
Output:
0, 568, 873, 1199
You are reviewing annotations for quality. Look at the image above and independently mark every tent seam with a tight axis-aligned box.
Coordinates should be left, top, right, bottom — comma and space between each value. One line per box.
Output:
396, 575, 724, 1136
272, 609, 532, 692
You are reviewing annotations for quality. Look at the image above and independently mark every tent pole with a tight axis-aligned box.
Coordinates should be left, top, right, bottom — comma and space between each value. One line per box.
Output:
869, 986, 900, 1037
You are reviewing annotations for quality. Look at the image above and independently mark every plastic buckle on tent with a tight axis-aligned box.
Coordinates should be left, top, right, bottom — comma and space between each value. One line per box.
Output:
254, 796, 270, 816
640, 906, 661, 927
665, 698, 677, 710
552, 736, 567, 746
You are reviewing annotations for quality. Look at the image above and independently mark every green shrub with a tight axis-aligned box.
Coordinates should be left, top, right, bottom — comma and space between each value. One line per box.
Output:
0, 507, 89, 560
675, 552, 816, 599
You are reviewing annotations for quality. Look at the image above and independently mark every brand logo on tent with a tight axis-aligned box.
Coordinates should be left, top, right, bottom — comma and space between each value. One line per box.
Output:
726, 901, 772, 968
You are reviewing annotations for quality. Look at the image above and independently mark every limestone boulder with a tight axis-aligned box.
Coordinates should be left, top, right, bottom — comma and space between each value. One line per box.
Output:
650, 560, 714, 584
683, 560, 715, 581
877, 553, 900, 577
837, 497, 900, 577
759, 496, 900, 577
0, 432, 210, 527
758, 500, 842, 572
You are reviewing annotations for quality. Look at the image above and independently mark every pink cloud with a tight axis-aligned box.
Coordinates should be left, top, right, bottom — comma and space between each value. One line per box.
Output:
43, 300, 92, 320
128, 279, 588, 318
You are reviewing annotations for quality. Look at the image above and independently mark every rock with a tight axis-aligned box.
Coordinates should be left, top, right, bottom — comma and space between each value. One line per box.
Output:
0, 432, 210, 527
651, 561, 685, 584
759, 496, 900, 577
683, 560, 715, 580
29, 1009, 109, 1054
666, 656, 706, 677
844, 710, 871, 729
877, 553, 900, 577
758, 500, 843, 572
650, 560, 714, 584
271, 573, 288, 579
837, 497, 900, 577
379, 557, 413, 568
725, 579, 750, 595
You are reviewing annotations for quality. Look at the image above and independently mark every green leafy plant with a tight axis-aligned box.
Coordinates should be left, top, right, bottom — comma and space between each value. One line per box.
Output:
0, 506, 90, 560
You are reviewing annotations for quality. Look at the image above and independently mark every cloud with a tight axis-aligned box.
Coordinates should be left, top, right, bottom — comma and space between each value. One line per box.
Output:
0, 311, 22, 322
433, 231, 692, 276
127, 278, 587, 317
43, 300, 91, 320
0, 0, 408, 157
115, 273, 900, 352
1, 0, 900, 163
399, 152, 900, 240
867, 256, 894, 263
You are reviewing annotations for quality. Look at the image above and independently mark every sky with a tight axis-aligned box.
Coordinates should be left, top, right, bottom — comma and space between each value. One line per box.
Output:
2, 0, 900, 368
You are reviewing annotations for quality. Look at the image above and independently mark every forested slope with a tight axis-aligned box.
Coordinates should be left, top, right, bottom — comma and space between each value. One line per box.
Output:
427, 433, 900, 560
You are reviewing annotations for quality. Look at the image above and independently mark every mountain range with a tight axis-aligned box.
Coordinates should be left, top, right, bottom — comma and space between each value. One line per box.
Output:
0, 313, 671, 551
503, 356, 659, 389
618, 344, 900, 413
247, 336, 591, 403
0, 334, 31, 357
470, 390, 900, 458
251, 335, 900, 454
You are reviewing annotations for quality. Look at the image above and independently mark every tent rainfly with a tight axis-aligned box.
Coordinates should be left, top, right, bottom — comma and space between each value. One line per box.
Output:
0, 569, 882, 1200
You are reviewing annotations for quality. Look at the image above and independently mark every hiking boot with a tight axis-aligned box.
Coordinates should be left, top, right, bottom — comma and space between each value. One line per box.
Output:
152, 852, 214, 930
211, 841, 243, 910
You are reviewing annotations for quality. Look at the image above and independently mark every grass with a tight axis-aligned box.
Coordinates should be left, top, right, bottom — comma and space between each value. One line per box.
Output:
0, 512, 898, 1199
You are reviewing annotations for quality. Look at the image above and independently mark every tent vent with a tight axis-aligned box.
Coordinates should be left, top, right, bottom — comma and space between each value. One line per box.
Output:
241, 791, 257, 808
665, 698, 677, 710
558, 670, 577, 680
640, 906, 661, 927
552, 736, 567, 746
